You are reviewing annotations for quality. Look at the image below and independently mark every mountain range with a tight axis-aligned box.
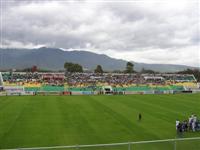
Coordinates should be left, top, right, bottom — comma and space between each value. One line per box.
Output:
0, 47, 196, 72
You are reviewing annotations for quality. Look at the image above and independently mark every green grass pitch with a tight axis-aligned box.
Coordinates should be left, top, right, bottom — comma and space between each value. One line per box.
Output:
0, 94, 200, 150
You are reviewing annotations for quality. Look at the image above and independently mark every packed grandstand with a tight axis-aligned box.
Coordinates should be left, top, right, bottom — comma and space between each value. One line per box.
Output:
0, 72, 199, 96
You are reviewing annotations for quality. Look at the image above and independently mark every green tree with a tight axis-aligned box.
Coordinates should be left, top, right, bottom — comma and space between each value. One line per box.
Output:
94, 65, 103, 74
64, 62, 83, 73
125, 62, 134, 73
73, 63, 83, 72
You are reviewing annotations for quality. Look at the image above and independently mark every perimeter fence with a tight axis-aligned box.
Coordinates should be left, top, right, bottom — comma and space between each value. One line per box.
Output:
4, 137, 200, 150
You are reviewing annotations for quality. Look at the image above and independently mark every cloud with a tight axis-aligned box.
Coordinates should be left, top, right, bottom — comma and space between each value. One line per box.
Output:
0, 0, 199, 67
108, 46, 199, 67
1, 39, 48, 49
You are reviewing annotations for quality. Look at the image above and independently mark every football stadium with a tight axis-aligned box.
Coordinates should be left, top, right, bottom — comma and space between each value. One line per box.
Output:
0, 71, 200, 150
1, 0, 200, 150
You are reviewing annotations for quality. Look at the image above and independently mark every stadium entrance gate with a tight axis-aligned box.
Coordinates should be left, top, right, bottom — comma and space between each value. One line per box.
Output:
102, 86, 113, 94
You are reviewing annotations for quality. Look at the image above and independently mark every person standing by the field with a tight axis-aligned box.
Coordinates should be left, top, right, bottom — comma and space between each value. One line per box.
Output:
138, 113, 142, 121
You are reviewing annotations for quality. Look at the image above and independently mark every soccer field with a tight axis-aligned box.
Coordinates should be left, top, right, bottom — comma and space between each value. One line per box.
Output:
0, 94, 200, 150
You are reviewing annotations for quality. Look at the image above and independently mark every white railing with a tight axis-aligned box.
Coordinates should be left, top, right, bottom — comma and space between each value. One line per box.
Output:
3, 137, 200, 150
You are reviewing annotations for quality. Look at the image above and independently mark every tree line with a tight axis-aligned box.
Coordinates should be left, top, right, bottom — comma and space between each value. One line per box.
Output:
64, 62, 200, 82
8, 62, 199, 82
64, 62, 135, 74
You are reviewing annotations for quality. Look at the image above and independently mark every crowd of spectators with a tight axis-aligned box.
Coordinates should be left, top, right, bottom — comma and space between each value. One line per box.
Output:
66, 73, 144, 87
67, 73, 196, 87
2, 72, 64, 86
1, 72, 197, 87
2, 72, 41, 82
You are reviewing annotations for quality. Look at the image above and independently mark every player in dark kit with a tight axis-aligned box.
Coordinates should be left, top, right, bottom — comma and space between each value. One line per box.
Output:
138, 113, 142, 121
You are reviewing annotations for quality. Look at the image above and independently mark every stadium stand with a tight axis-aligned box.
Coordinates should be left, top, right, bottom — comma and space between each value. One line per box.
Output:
1, 72, 199, 95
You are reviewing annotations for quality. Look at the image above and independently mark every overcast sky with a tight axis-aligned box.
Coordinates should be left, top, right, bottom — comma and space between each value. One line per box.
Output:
0, 0, 199, 67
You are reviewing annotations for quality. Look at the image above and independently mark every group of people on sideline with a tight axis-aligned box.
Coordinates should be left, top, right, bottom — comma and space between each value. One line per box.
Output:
176, 114, 200, 133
